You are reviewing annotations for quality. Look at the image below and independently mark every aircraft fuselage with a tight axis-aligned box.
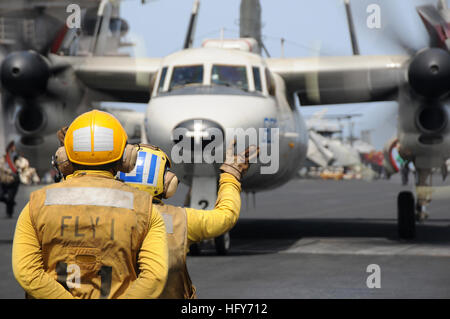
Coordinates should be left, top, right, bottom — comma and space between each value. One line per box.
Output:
144, 47, 308, 192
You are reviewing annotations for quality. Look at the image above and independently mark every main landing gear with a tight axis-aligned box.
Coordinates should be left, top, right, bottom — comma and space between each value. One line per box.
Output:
397, 168, 432, 239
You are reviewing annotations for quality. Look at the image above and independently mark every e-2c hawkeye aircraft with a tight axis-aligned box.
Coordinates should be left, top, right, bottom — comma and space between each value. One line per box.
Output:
1, 0, 449, 249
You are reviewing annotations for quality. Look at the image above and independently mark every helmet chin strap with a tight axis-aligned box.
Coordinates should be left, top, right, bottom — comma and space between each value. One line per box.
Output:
152, 196, 163, 204
51, 155, 63, 183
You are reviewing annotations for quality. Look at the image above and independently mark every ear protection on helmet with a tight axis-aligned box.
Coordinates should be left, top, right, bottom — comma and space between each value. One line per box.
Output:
163, 170, 178, 199
117, 144, 138, 174
118, 144, 179, 199
53, 146, 74, 178
55, 142, 137, 178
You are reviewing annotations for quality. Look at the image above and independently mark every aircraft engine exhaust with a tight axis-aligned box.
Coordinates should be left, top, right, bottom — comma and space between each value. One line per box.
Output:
15, 104, 46, 136
416, 105, 447, 132
415, 104, 448, 145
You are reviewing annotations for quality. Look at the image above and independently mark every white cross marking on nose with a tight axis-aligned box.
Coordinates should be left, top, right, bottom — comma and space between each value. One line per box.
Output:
186, 121, 209, 144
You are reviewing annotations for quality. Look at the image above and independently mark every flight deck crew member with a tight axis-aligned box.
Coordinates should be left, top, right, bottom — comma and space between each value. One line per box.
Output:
0, 141, 21, 218
12, 110, 169, 299
119, 142, 258, 299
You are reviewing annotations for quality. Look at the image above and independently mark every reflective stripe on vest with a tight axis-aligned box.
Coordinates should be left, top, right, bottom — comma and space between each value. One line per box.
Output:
162, 213, 173, 234
45, 187, 134, 209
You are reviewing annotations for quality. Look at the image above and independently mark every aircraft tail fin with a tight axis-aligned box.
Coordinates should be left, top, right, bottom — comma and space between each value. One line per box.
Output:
240, 0, 262, 54
89, 0, 113, 55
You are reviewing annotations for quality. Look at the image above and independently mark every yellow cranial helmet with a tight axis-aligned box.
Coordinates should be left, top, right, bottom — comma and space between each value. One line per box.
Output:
118, 144, 178, 199
64, 110, 128, 166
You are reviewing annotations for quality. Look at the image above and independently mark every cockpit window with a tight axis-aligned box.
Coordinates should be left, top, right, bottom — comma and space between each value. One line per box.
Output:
252, 67, 262, 92
211, 65, 248, 91
169, 65, 203, 90
158, 67, 167, 92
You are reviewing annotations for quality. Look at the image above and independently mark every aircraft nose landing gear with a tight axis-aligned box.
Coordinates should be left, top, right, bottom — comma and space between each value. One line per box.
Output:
214, 232, 231, 255
187, 174, 232, 256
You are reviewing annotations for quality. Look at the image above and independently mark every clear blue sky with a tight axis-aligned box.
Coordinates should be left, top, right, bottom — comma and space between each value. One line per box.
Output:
115, 0, 439, 149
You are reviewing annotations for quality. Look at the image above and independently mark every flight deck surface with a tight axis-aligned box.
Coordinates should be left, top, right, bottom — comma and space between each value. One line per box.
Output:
1, 176, 449, 298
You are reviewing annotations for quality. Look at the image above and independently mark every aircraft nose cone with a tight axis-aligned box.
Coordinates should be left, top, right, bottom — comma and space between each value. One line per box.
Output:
0, 50, 50, 97
408, 48, 450, 98
172, 119, 225, 155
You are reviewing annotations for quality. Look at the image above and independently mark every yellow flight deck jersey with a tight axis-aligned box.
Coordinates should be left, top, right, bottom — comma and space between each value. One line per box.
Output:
158, 172, 241, 299
12, 170, 168, 299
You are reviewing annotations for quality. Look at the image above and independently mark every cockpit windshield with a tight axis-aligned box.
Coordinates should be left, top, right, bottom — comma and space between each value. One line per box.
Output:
169, 65, 203, 90
211, 65, 248, 91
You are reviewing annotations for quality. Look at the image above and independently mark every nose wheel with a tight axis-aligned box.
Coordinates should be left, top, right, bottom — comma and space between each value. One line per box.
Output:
214, 232, 230, 255
397, 191, 416, 239
188, 234, 231, 256
188, 243, 201, 256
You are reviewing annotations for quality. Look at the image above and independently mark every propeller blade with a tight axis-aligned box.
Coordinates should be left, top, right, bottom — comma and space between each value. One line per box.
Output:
376, 1, 430, 56
384, 31, 417, 57
416, 4, 448, 49
344, 0, 360, 55
184, 0, 200, 49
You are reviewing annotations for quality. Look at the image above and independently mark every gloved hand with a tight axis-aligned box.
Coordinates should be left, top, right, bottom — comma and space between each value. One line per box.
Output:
220, 139, 259, 181
57, 126, 69, 146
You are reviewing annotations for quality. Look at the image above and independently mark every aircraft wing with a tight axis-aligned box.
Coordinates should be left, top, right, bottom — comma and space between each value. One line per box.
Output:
267, 55, 409, 106
51, 55, 162, 103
